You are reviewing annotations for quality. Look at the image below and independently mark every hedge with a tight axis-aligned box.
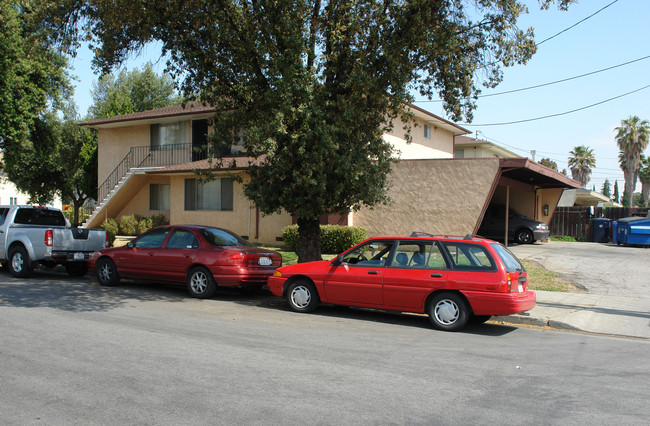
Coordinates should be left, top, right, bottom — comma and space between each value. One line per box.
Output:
282, 225, 367, 254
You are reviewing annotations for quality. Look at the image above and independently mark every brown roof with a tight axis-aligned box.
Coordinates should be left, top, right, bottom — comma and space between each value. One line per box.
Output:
146, 156, 265, 174
79, 102, 215, 127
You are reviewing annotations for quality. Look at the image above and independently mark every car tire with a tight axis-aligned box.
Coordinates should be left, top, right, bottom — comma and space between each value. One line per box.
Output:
187, 266, 217, 299
8, 245, 34, 278
470, 315, 491, 324
66, 262, 89, 277
427, 292, 470, 332
286, 279, 319, 313
96, 258, 120, 286
515, 229, 534, 245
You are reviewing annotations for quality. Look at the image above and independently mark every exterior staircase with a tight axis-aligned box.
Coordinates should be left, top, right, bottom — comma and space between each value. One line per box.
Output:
83, 143, 195, 228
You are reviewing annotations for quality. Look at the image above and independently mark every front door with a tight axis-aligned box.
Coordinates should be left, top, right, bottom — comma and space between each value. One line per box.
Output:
322, 240, 394, 305
155, 227, 200, 284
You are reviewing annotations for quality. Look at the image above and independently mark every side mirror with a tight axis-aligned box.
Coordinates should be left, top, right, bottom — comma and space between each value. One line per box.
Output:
332, 254, 344, 266
126, 241, 134, 249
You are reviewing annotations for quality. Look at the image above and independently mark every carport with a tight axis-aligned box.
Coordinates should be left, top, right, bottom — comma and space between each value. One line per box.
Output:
477, 158, 581, 245
351, 157, 580, 240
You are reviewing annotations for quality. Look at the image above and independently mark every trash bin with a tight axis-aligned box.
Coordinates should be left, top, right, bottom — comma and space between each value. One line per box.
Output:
592, 218, 611, 243
614, 216, 650, 246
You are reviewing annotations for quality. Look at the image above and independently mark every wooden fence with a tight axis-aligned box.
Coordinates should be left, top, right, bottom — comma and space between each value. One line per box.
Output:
549, 207, 649, 240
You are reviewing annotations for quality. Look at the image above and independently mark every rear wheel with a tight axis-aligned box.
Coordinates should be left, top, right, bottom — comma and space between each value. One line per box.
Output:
66, 262, 89, 277
187, 267, 217, 299
427, 292, 469, 332
8, 245, 33, 278
515, 229, 534, 245
286, 279, 319, 313
96, 258, 120, 286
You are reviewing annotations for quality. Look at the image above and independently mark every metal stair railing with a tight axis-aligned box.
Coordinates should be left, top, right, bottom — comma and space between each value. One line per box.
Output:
96, 143, 195, 204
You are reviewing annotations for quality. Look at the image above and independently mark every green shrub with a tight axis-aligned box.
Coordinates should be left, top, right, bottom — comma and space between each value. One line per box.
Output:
137, 217, 153, 235
281, 225, 367, 254
101, 218, 119, 247
119, 214, 138, 236
150, 213, 169, 228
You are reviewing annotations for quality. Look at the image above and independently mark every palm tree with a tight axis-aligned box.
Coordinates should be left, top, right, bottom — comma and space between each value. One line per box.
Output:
567, 145, 596, 187
615, 115, 650, 208
639, 154, 650, 207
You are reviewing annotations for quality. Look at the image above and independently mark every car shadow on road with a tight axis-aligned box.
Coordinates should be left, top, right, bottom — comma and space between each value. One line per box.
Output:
252, 296, 519, 336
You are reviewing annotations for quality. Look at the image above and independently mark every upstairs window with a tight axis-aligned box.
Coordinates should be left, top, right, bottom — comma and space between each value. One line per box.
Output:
151, 121, 190, 150
424, 124, 431, 139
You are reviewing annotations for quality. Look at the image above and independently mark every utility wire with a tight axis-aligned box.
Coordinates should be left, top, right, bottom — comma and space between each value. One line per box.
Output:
462, 83, 650, 126
416, 54, 650, 102
537, 0, 619, 45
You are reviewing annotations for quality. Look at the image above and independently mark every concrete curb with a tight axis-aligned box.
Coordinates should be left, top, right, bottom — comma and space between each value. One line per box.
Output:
491, 314, 582, 332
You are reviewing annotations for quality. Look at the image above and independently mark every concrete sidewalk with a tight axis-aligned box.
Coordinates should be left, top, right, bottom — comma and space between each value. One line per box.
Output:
493, 291, 650, 339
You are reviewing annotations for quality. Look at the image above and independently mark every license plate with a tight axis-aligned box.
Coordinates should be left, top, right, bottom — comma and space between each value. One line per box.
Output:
258, 256, 273, 266
74, 252, 85, 260
518, 284, 524, 293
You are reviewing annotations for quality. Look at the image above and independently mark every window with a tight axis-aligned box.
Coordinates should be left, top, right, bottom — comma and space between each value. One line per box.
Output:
454, 150, 464, 158
342, 241, 393, 267
391, 241, 447, 269
165, 228, 199, 249
14, 208, 66, 226
424, 124, 431, 139
150, 183, 170, 210
441, 242, 496, 270
184, 178, 233, 211
133, 228, 170, 248
199, 227, 254, 247
150, 121, 190, 149
10, 197, 18, 205
0, 208, 8, 225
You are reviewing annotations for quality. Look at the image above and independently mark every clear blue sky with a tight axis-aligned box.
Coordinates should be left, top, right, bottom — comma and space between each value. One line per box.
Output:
70, 0, 647, 192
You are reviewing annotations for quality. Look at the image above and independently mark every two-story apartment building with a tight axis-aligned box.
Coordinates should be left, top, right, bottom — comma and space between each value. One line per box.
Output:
82, 102, 578, 244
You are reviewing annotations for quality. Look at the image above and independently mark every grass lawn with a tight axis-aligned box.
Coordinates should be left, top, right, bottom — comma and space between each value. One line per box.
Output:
522, 259, 577, 292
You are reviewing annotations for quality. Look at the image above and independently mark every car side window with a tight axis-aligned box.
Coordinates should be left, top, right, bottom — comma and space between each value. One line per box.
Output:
165, 229, 199, 249
390, 241, 447, 269
0, 208, 8, 226
343, 241, 393, 267
134, 228, 170, 249
441, 242, 496, 270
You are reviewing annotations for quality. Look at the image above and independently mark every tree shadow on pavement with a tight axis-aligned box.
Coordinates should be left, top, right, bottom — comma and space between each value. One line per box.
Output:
0, 269, 187, 312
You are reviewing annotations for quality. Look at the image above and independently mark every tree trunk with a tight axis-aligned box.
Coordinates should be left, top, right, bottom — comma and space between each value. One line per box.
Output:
624, 168, 635, 209
296, 217, 322, 263
642, 181, 650, 207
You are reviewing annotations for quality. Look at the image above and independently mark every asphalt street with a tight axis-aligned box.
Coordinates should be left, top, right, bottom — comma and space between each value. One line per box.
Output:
1, 270, 649, 425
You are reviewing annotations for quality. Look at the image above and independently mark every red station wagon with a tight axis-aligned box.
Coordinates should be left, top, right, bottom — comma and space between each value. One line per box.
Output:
268, 233, 536, 331
89, 225, 282, 298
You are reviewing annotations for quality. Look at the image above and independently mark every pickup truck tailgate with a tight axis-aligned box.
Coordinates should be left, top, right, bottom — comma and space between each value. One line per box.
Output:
52, 228, 107, 252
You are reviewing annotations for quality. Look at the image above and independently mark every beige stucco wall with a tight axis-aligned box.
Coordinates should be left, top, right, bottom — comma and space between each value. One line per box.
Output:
97, 125, 150, 185
352, 158, 500, 237
386, 116, 454, 159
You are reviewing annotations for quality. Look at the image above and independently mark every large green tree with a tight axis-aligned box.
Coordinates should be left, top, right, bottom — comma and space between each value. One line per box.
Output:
639, 155, 650, 208
46, 0, 573, 261
0, 0, 70, 185
567, 145, 595, 188
615, 115, 650, 208
601, 178, 611, 198
539, 158, 558, 171
89, 62, 182, 119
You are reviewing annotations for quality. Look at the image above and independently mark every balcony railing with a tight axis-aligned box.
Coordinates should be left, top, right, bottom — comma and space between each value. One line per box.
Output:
97, 143, 207, 203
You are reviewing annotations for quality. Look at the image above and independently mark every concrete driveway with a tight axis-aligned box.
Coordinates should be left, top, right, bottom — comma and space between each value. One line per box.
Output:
508, 241, 650, 298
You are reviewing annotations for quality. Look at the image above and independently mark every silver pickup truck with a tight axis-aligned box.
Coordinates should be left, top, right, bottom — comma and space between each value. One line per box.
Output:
0, 205, 107, 277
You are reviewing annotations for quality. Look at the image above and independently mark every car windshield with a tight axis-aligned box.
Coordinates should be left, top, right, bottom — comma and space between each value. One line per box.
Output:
490, 243, 524, 272
200, 228, 254, 247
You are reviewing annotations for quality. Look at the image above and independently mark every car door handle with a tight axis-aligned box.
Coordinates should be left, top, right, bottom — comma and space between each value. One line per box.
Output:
368, 270, 379, 275
430, 273, 443, 278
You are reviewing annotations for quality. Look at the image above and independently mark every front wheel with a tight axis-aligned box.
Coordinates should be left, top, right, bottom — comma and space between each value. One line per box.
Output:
427, 292, 470, 332
515, 229, 534, 245
286, 280, 319, 313
8, 246, 34, 278
96, 258, 120, 286
187, 267, 217, 299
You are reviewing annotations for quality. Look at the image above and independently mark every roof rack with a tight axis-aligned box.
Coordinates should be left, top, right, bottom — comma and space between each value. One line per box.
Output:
409, 232, 481, 241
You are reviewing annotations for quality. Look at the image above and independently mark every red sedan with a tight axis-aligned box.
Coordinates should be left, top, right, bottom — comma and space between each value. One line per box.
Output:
89, 225, 282, 298
268, 233, 535, 331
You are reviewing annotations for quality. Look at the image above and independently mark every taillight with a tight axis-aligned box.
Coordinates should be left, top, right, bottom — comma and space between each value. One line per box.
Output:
229, 252, 249, 265
44, 229, 53, 247
507, 273, 514, 292
105, 232, 109, 248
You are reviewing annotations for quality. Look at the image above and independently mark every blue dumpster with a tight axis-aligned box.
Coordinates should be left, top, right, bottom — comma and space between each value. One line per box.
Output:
592, 218, 611, 243
614, 216, 650, 246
